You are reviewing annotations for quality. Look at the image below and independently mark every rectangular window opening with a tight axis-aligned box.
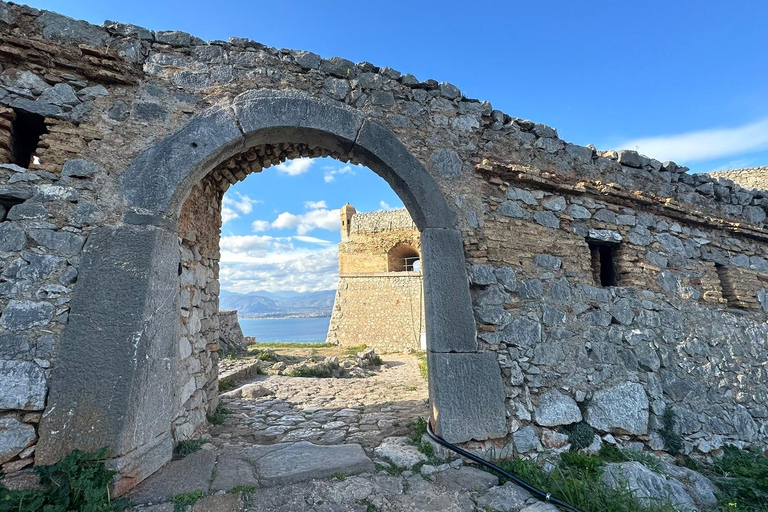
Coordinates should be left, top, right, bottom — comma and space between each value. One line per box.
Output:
589, 242, 618, 287
11, 108, 47, 168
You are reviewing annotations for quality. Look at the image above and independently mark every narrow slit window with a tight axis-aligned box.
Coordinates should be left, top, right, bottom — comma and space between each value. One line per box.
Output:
11, 109, 46, 168
589, 242, 618, 287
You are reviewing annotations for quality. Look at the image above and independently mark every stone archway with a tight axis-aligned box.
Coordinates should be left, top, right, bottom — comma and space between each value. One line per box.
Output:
36, 91, 506, 493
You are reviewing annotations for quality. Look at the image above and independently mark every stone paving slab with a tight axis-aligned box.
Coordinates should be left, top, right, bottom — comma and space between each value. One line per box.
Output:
255, 441, 375, 486
128, 450, 217, 504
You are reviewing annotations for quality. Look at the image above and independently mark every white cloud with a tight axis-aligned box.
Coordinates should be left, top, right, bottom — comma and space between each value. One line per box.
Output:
251, 220, 270, 232
221, 192, 260, 224
304, 200, 327, 210
323, 164, 356, 183
619, 117, 768, 164
219, 242, 339, 293
379, 201, 391, 210
274, 158, 315, 176
272, 208, 340, 235
221, 206, 239, 225
293, 235, 333, 245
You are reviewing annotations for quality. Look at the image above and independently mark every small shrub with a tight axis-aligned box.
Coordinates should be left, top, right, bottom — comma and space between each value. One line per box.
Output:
287, 365, 332, 378
0, 447, 129, 512
369, 354, 383, 366
345, 344, 368, 355
564, 421, 594, 451
408, 417, 436, 459
659, 408, 683, 456
218, 379, 236, 392
172, 491, 204, 512
330, 472, 347, 481
175, 439, 205, 457
207, 403, 230, 425
256, 351, 278, 362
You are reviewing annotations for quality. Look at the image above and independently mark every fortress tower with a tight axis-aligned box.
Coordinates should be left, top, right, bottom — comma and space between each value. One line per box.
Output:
326, 205, 426, 351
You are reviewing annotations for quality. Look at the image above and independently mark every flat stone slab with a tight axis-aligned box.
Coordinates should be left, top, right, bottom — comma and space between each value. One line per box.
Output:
255, 441, 374, 486
128, 450, 216, 504
432, 466, 499, 492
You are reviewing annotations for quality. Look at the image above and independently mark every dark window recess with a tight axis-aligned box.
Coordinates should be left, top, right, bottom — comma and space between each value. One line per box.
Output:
589, 242, 618, 287
11, 109, 47, 168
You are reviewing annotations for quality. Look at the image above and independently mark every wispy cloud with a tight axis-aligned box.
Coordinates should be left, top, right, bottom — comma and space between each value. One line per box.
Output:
379, 200, 391, 210
272, 208, 340, 235
323, 164, 356, 183
221, 192, 260, 224
304, 200, 327, 210
293, 235, 333, 245
275, 158, 315, 176
619, 117, 768, 164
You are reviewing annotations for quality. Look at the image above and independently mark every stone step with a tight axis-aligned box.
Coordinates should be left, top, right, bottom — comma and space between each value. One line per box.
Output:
128, 442, 374, 505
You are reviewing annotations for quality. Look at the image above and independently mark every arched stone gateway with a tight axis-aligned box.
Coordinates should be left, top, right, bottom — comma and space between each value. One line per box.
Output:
36, 91, 508, 492
1, 3, 767, 496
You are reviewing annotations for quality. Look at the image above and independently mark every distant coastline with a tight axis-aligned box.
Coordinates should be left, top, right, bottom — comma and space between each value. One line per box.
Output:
239, 311, 332, 320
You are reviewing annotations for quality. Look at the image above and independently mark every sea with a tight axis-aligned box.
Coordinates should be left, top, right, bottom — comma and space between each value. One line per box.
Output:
239, 316, 331, 344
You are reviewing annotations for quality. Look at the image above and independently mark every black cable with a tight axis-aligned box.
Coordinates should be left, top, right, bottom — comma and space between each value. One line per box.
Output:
426, 420, 587, 512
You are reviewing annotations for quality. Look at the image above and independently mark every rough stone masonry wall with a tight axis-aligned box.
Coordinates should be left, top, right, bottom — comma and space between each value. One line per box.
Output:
466, 162, 768, 457
0, 0, 766, 489
708, 167, 768, 193
176, 174, 223, 441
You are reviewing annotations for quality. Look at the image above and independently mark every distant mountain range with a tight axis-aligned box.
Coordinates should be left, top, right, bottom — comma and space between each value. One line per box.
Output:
220, 289, 336, 318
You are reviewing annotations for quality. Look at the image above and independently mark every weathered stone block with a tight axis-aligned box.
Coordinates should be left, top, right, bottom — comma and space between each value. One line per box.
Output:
586, 382, 649, 435
534, 389, 582, 427
428, 352, 507, 443
0, 417, 37, 464
0, 360, 48, 410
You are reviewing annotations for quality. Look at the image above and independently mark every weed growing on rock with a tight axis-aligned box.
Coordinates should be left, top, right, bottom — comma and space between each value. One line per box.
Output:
659, 408, 683, 456
175, 439, 205, 458
172, 491, 204, 512
0, 448, 128, 512
207, 403, 230, 425
417, 353, 428, 381
702, 445, 768, 511
563, 421, 595, 451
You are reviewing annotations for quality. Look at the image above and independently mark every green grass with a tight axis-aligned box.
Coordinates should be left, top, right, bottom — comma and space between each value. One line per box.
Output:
255, 351, 279, 362
287, 365, 332, 378
345, 344, 368, 355
172, 491, 204, 512
175, 439, 205, 457
699, 445, 768, 511
405, 386, 417, 392
249, 342, 334, 349
207, 403, 230, 425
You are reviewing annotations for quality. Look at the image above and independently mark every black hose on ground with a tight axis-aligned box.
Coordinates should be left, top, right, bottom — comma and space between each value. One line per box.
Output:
426, 420, 587, 512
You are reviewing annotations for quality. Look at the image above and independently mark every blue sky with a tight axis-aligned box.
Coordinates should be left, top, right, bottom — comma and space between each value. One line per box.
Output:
23, 0, 768, 292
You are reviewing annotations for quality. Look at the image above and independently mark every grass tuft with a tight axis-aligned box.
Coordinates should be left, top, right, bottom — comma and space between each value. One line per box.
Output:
172, 491, 204, 512
287, 365, 332, 378
175, 439, 205, 458
207, 403, 230, 425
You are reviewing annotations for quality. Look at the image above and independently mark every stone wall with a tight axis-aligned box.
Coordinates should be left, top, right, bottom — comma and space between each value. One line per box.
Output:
218, 310, 247, 353
0, 0, 765, 491
708, 167, 768, 193
466, 162, 768, 456
327, 275, 425, 351
175, 174, 223, 442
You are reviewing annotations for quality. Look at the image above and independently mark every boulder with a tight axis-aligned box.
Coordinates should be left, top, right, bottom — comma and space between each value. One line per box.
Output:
374, 437, 427, 469
601, 462, 696, 511
534, 389, 582, 427
585, 382, 649, 435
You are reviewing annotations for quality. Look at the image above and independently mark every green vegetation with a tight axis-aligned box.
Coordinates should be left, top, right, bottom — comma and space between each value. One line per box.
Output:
287, 365, 332, 378
487, 455, 677, 512
249, 342, 333, 349
417, 352, 428, 381
0, 448, 129, 512
659, 408, 683, 456
405, 386, 417, 392
255, 350, 279, 362
564, 421, 595, 451
218, 379, 236, 392
229, 485, 257, 494
698, 445, 768, 511
330, 472, 347, 481
175, 438, 205, 458
172, 490, 204, 512
207, 403, 230, 425
344, 344, 368, 355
